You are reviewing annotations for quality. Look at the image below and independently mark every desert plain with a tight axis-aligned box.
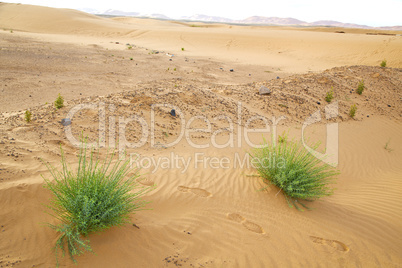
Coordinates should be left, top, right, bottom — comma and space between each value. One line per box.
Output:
0, 3, 402, 267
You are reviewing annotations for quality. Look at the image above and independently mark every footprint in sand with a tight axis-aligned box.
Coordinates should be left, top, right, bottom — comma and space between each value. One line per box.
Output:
227, 213, 264, 234
310, 236, 349, 252
137, 177, 155, 186
177, 186, 212, 197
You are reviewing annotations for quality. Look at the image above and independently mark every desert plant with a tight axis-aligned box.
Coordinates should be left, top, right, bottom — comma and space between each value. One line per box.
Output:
384, 138, 393, 152
252, 138, 339, 211
349, 104, 357, 118
357, 80, 364, 95
54, 93, 64, 109
380, 60, 387, 67
130, 57, 133, 60
181, 47, 185, 51
127, 46, 132, 50
325, 87, 334, 103
25, 110, 32, 123
278, 131, 288, 144
42, 142, 152, 265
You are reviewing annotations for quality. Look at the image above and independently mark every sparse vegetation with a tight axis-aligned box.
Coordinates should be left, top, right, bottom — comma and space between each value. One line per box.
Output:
174, 68, 177, 71
130, 57, 133, 60
43, 141, 152, 265
325, 87, 334, 103
349, 104, 357, 118
357, 80, 365, 95
252, 138, 339, 211
127, 46, 132, 50
10, 30, 13, 33
380, 60, 387, 67
25, 110, 32, 123
54, 93, 64, 109
384, 139, 393, 152
181, 48, 185, 51
278, 131, 288, 144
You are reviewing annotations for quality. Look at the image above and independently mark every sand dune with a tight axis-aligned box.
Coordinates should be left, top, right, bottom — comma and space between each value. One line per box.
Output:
0, 3, 402, 268
1, 3, 401, 72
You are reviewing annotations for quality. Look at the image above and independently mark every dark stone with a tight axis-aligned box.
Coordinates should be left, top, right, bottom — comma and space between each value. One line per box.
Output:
230, 69, 234, 72
277, 76, 280, 79
317, 101, 321, 105
170, 109, 176, 117
387, 104, 391, 107
367, 115, 370, 117
61, 118, 72, 126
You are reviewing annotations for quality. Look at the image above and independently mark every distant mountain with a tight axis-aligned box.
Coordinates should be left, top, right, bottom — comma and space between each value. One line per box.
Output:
311, 20, 371, 29
146, 14, 171, 20
242, 16, 307, 25
101, 9, 140, 16
79, 8, 402, 30
181, 14, 233, 23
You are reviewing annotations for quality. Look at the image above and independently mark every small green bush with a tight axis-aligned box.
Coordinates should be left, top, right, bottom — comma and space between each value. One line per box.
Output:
25, 110, 32, 123
349, 104, 357, 118
43, 142, 152, 265
252, 138, 339, 211
325, 87, 334, 103
181, 47, 185, 51
357, 80, 364, 95
380, 60, 387, 67
54, 93, 64, 109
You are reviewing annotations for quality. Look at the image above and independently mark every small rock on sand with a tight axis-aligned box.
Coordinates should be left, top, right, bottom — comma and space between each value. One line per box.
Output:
259, 86, 271, 95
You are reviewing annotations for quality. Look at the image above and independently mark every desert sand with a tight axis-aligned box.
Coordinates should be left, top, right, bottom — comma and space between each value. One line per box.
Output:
0, 3, 401, 268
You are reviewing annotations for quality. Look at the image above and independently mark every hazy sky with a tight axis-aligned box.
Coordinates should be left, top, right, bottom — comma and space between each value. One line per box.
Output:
4, 0, 402, 26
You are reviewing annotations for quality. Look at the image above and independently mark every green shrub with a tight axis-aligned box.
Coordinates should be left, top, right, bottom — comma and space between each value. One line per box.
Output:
357, 80, 364, 95
181, 47, 185, 51
325, 87, 334, 103
380, 60, 387, 67
349, 104, 357, 118
25, 110, 32, 123
251, 138, 338, 211
42, 142, 152, 265
54, 93, 64, 109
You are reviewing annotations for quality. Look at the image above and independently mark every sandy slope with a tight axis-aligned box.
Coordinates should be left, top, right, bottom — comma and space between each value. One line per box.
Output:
0, 3, 402, 268
1, 3, 402, 72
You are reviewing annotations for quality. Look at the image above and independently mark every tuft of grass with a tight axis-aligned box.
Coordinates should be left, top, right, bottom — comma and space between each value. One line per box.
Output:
174, 68, 177, 71
357, 80, 365, 95
325, 87, 334, 103
130, 57, 133, 60
54, 93, 64, 109
349, 104, 357, 118
384, 139, 393, 152
278, 104, 288, 108
181, 47, 185, 51
278, 131, 288, 144
380, 60, 387, 67
127, 46, 132, 50
251, 138, 339, 211
25, 110, 32, 123
42, 141, 152, 265
10, 30, 13, 33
